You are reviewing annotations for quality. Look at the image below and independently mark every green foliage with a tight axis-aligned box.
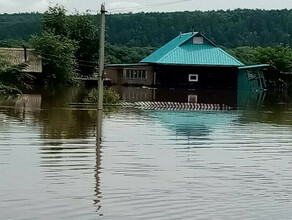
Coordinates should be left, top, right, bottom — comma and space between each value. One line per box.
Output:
106, 44, 155, 64
67, 13, 99, 76
39, 5, 100, 77
105, 9, 292, 48
0, 52, 33, 94
228, 46, 292, 74
30, 32, 77, 84
0, 94, 17, 105
0, 39, 31, 48
43, 5, 68, 36
1, 9, 292, 48
83, 88, 120, 104
228, 46, 292, 88
0, 13, 42, 40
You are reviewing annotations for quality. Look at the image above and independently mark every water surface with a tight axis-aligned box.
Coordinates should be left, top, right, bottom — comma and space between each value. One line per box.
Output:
0, 87, 292, 219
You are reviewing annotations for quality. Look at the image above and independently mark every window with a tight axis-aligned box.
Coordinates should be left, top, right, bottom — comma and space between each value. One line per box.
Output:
189, 74, 199, 82
126, 69, 130, 78
247, 70, 258, 81
193, 37, 203, 44
130, 70, 134, 78
142, 70, 146, 79
138, 70, 142, 78
188, 95, 198, 103
124, 68, 147, 80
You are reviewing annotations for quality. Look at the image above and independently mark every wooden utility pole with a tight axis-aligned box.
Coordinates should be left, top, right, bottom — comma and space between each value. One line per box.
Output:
97, 3, 106, 111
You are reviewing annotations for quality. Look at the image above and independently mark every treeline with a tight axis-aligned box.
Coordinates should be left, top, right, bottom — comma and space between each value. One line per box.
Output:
0, 9, 292, 48
0, 13, 42, 40
1, 6, 292, 93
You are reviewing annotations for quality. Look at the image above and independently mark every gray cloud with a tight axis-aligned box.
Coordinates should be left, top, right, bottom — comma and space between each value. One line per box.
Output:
0, 0, 291, 14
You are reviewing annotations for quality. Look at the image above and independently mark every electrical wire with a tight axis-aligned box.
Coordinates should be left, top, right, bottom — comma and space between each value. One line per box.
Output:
87, 0, 192, 14
41, 56, 97, 69
108, 0, 192, 13
40, 51, 98, 65
0, 0, 193, 25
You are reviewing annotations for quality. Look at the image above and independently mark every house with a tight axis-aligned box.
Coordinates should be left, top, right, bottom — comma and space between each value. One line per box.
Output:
105, 32, 268, 91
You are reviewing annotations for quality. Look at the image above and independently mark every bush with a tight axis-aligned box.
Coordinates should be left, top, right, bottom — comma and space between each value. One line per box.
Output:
83, 88, 120, 104
0, 52, 32, 94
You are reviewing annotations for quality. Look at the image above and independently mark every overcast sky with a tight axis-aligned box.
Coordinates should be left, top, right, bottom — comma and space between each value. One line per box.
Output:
0, 0, 291, 14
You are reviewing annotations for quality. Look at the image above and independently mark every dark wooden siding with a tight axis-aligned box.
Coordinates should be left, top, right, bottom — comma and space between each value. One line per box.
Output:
155, 65, 238, 89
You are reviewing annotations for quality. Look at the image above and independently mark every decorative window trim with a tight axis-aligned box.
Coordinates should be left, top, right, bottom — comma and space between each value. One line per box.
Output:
188, 95, 198, 103
124, 68, 147, 80
189, 74, 199, 82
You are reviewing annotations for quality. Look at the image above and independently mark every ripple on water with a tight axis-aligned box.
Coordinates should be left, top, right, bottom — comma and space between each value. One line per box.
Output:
1, 106, 292, 219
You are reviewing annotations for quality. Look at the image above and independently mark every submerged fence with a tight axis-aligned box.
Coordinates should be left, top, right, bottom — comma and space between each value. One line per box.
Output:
70, 101, 234, 111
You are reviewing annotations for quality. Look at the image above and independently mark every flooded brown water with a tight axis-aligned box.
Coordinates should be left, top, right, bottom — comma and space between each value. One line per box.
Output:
0, 86, 292, 219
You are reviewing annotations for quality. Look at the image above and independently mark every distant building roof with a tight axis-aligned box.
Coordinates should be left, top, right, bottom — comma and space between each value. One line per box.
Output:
105, 63, 149, 67
0, 48, 42, 73
140, 32, 244, 67
238, 64, 270, 70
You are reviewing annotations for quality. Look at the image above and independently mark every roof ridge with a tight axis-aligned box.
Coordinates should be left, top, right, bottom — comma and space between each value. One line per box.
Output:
158, 33, 196, 62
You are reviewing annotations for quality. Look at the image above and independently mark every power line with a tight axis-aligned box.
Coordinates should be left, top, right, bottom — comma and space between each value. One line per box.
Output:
0, 0, 193, 25
89, 0, 192, 14
41, 56, 97, 69
109, 0, 192, 13
40, 52, 97, 65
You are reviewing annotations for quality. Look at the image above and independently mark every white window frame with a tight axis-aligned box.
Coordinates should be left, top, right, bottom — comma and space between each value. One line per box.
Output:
189, 74, 199, 82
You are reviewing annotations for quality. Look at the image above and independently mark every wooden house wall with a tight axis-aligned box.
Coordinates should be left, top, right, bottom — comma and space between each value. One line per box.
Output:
155, 65, 238, 89
238, 68, 266, 91
106, 65, 154, 86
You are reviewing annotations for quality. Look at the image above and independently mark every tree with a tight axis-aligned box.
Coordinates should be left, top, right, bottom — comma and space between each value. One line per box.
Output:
43, 5, 68, 36
228, 46, 292, 87
68, 13, 99, 77
41, 5, 100, 77
105, 44, 155, 64
1, 9, 292, 48
254, 46, 292, 74
31, 32, 77, 84
228, 46, 292, 75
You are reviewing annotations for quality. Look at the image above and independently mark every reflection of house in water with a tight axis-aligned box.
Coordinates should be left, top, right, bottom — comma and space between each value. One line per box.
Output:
154, 89, 238, 107
15, 94, 42, 111
13, 94, 42, 119
237, 91, 266, 109
112, 86, 155, 102
113, 86, 238, 107
150, 111, 237, 138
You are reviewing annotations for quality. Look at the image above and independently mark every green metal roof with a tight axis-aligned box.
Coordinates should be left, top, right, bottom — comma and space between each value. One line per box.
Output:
140, 32, 244, 67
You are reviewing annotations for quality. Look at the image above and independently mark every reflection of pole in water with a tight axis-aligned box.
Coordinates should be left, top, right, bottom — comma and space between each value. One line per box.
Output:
95, 4, 106, 214
94, 109, 103, 213
96, 109, 103, 144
